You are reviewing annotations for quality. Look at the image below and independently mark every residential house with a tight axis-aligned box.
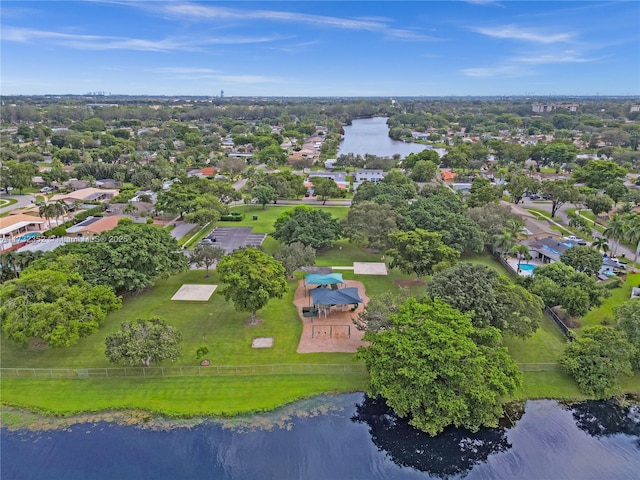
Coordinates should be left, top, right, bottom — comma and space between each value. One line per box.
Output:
66, 215, 123, 238
50, 188, 119, 205
0, 214, 46, 251
308, 171, 346, 182
525, 237, 574, 264
324, 159, 337, 169
355, 169, 386, 183
95, 179, 119, 189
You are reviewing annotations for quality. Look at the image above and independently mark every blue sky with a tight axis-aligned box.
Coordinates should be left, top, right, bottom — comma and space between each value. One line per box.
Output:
1, 1, 638, 96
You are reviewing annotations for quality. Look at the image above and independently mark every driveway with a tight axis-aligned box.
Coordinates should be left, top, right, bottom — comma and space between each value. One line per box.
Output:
0, 194, 36, 215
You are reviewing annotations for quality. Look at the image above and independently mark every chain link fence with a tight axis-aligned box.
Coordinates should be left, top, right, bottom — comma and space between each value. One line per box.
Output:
0, 362, 562, 379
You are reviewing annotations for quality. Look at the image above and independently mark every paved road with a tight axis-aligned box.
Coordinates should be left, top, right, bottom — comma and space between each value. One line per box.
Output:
170, 221, 198, 240
0, 194, 36, 215
518, 197, 637, 260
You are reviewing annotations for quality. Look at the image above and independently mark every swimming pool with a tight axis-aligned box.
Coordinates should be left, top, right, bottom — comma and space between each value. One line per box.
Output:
15, 232, 40, 242
519, 263, 537, 272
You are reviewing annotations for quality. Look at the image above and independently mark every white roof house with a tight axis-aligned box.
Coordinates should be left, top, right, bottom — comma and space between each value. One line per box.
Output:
355, 169, 386, 183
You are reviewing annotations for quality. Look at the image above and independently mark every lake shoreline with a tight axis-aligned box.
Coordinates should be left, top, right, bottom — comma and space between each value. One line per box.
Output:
3, 391, 638, 433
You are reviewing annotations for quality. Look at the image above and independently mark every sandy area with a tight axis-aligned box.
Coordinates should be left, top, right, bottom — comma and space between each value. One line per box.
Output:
294, 279, 368, 353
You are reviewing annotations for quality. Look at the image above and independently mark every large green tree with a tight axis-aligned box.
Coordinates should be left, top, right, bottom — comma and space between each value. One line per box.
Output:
388, 229, 459, 278
311, 177, 342, 205
559, 246, 603, 276
409, 160, 437, 182
272, 206, 342, 249
572, 160, 627, 189
357, 298, 522, 435
252, 184, 278, 210
541, 179, 579, 217
273, 241, 316, 277
105, 318, 182, 367
529, 262, 608, 316
561, 326, 634, 398
217, 247, 287, 324
341, 201, 399, 251
190, 245, 225, 277
42, 223, 188, 293
425, 263, 542, 338
353, 288, 411, 333
0, 160, 36, 193
0, 267, 121, 347
505, 174, 540, 205
404, 197, 485, 253
466, 177, 501, 208
584, 194, 614, 217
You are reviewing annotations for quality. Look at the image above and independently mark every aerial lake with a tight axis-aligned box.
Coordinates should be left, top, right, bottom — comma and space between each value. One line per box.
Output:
338, 117, 430, 158
3, 395, 639, 480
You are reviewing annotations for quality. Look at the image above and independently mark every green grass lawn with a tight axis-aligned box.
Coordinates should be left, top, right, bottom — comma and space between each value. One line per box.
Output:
525, 207, 554, 220
0, 198, 18, 208
0, 375, 369, 417
228, 204, 349, 234
580, 273, 640, 329
1, 234, 626, 416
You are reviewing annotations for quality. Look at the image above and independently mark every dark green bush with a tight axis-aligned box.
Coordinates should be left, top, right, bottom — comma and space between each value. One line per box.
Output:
220, 213, 244, 222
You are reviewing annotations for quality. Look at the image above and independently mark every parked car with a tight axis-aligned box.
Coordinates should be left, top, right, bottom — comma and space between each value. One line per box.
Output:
563, 235, 587, 246
39, 186, 52, 193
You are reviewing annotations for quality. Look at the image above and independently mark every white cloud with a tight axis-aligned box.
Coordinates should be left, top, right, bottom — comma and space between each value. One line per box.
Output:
461, 65, 531, 78
158, 3, 437, 41
474, 25, 573, 44
512, 51, 594, 64
1, 27, 282, 52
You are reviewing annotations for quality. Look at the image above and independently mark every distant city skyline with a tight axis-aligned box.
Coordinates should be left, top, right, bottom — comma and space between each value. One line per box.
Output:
1, 1, 639, 97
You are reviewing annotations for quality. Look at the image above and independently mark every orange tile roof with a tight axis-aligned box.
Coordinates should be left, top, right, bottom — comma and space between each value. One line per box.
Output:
82, 216, 123, 234
199, 167, 216, 176
441, 170, 456, 181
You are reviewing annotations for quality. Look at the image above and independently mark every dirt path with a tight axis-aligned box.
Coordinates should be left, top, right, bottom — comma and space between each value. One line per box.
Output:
294, 279, 368, 353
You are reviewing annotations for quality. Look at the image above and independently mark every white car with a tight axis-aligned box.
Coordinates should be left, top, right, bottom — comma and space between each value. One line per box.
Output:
563, 235, 587, 246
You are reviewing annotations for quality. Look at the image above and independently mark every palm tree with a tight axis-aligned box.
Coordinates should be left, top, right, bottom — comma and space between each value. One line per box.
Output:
591, 236, 610, 256
38, 203, 56, 229
619, 203, 634, 215
494, 231, 516, 258
505, 219, 525, 239
623, 213, 640, 271
511, 244, 532, 271
52, 201, 67, 226
604, 214, 627, 257
55, 200, 69, 223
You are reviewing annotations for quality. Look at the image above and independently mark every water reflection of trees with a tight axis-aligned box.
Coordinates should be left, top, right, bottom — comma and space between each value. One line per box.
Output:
570, 400, 640, 446
352, 396, 512, 479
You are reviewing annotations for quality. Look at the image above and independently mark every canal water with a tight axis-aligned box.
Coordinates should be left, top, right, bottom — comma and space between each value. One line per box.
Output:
2, 395, 639, 480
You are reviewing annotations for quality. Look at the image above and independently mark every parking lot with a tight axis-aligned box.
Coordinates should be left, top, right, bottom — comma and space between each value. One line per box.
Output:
201, 227, 267, 253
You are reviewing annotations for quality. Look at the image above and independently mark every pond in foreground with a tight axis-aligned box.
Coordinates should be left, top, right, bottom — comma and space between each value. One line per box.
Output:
2, 395, 639, 480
